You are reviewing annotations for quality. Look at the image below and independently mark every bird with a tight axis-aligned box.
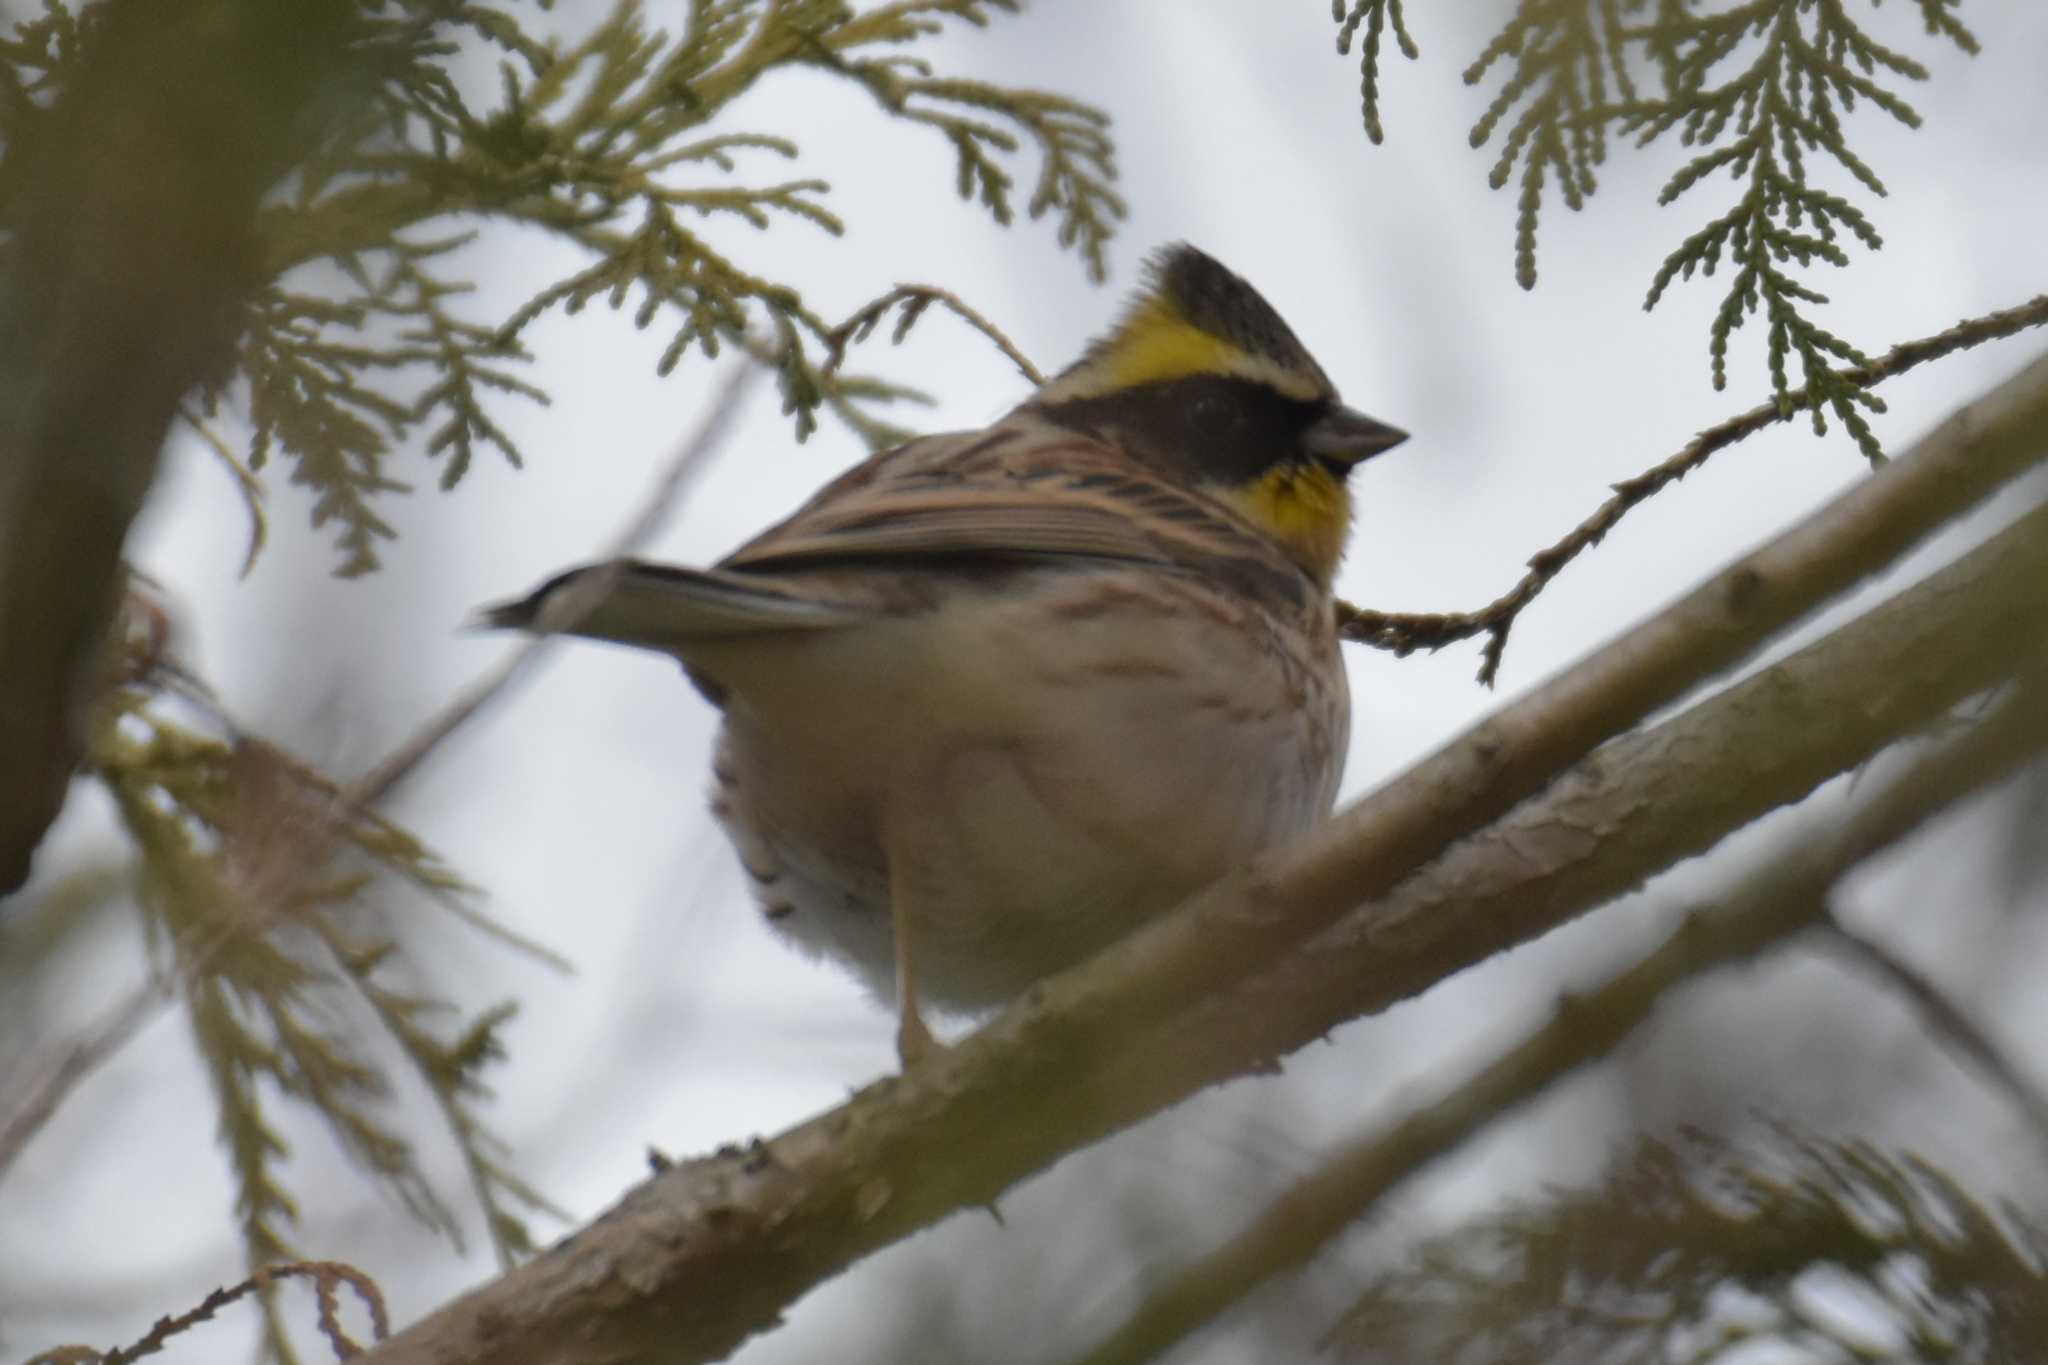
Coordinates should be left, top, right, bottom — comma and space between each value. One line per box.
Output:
481, 243, 1407, 1067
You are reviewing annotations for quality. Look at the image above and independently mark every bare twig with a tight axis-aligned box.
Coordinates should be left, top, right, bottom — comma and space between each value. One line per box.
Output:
355, 355, 2048, 1365
341, 354, 761, 812
1073, 672, 2048, 1365
175, 404, 268, 578
1340, 294, 2048, 684
1819, 914, 2048, 1159
0, 980, 181, 1192
0, 358, 761, 1188
822, 283, 1046, 386
23, 1259, 390, 1365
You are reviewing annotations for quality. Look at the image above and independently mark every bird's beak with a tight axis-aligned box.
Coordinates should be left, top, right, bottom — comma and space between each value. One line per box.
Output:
1304, 404, 1408, 467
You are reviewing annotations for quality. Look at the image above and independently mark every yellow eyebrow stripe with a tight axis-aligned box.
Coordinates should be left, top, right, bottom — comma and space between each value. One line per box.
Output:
1038, 298, 1329, 404
1092, 299, 1243, 388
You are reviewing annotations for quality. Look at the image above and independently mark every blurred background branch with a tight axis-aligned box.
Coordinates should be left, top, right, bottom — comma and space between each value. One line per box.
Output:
1078, 644, 2048, 1365
0, 0, 370, 895
1329, 1124, 2048, 1364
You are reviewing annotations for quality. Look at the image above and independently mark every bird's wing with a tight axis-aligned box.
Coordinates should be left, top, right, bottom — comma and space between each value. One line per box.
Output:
720, 419, 1300, 603
476, 560, 864, 651
479, 418, 1311, 655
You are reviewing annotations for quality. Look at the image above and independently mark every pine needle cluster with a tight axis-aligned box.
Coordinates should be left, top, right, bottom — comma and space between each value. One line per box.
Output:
1, 0, 1120, 578
1331, 1128, 2048, 1365
1336, 0, 1979, 460
57, 601, 560, 1360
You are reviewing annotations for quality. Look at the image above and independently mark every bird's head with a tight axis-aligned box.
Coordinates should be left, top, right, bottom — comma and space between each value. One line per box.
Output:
1028, 243, 1407, 586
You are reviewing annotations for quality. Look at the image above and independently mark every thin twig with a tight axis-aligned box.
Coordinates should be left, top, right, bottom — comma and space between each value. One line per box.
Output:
19, 1259, 392, 1365
1340, 294, 2048, 684
822, 283, 1046, 386
0, 980, 181, 1189
1818, 916, 2048, 1159
370, 860, 575, 975
0, 357, 761, 1189
175, 403, 268, 578
340, 353, 761, 811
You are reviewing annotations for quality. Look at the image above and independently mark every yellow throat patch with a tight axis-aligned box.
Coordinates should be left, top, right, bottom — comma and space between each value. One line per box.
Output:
1213, 459, 1353, 587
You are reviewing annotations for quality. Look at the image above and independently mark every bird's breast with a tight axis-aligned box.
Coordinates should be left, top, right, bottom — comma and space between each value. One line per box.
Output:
707, 566, 1349, 1010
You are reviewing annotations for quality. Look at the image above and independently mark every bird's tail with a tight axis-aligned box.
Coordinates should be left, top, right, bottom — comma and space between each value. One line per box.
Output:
476, 559, 857, 653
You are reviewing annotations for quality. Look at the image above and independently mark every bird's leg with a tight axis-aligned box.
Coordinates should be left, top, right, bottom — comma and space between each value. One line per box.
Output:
892, 907, 938, 1068
886, 819, 939, 1069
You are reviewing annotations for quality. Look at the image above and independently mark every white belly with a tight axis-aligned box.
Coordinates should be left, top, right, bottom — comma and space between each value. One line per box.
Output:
699, 567, 1348, 1011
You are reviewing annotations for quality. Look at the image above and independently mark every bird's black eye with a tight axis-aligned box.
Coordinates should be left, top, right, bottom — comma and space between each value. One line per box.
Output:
1160, 375, 1323, 482
1036, 372, 1315, 486
1190, 390, 1235, 427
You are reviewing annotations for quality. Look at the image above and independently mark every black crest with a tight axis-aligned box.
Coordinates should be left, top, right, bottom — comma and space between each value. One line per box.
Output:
1146, 244, 1329, 387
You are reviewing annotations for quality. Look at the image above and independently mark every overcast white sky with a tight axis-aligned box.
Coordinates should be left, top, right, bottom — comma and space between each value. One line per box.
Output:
8, 3, 2048, 1361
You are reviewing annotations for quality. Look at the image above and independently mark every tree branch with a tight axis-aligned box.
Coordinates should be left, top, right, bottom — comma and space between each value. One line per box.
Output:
1340, 293, 2048, 682
358, 353, 2048, 1363
0, 359, 760, 1189
1818, 914, 2048, 1157
1075, 669, 2048, 1365
339, 355, 763, 814
822, 283, 1047, 386
0, 0, 370, 892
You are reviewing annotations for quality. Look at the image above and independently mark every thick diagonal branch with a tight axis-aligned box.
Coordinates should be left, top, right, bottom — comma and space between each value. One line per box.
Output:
1078, 655, 2048, 1365
359, 353, 2048, 1364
